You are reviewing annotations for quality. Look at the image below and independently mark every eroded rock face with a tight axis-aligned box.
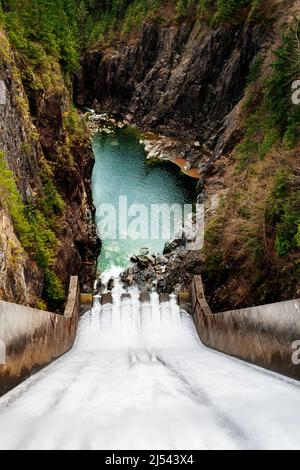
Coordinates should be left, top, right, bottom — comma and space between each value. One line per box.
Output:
75, 20, 266, 160
0, 32, 99, 306
0, 210, 42, 305
74, 18, 273, 311
0, 67, 42, 201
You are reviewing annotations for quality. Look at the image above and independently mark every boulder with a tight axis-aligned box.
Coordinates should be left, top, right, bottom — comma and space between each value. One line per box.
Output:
147, 255, 156, 265
102, 128, 113, 134
156, 255, 169, 265
136, 256, 151, 268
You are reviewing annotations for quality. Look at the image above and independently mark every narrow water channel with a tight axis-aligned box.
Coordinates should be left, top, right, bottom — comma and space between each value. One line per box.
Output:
92, 127, 197, 273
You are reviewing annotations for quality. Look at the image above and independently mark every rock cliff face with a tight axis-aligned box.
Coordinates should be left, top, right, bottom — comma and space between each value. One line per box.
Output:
74, 5, 300, 312
0, 209, 42, 306
0, 28, 98, 307
75, 19, 266, 161
73, 16, 269, 309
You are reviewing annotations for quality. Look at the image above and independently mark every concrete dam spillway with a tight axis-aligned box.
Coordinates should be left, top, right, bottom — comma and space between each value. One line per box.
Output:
0, 128, 300, 451
1, 0, 300, 453
0, 282, 300, 450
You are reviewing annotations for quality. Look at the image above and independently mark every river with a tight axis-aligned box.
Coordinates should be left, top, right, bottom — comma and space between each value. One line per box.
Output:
92, 127, 196, 272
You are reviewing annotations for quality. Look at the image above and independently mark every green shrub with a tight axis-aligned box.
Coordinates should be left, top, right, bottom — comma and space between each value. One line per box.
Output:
0, 151, 65, 307
266, 20, 300, 145
24, 206, 57, 268
247, 55, 263, 84
267, 171, 300, 257
2, 0, 79, 74
122, 0, 148, 35
236, 19, 300, 170
39, 179, 65, 221
43, 268, 65, 309
176, 0, 187, 17
296, 224, 300, 248
0, 151, 31, 245
215, 0, 261, 22
275, 208, 300, 256
235, 107, 280, 170
283, 106, 300, 148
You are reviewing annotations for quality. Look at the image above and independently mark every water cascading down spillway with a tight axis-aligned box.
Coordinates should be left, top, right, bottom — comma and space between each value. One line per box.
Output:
1, 275, 300, 450
1, 127, 300, 451
91, 280, 187, 359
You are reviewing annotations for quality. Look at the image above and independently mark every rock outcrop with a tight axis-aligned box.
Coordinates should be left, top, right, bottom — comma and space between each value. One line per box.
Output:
0, 209, 42, 306
75, 19, 266, 164
0, 28, 99, 307
74, 3, 300, 312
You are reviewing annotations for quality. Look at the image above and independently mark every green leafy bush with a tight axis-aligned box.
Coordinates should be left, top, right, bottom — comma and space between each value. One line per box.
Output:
1, 0, 79, 73
236, 19, 300, 170
39, 180, 65, 220
0, 151, 31, 245
0, 151, 65, 307
296, 224, 300, 248
267, 171, 300, 257
266, 20, 300, 147
215, 0, 261, 22
43, 268, 65, 309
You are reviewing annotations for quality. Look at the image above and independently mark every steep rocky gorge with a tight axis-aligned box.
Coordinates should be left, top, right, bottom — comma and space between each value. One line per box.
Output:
75, 18, 266, 166
74, 12, 269, 308
0, 2, 287, 313
75, 1, 300, 311
0, 27, 98, 308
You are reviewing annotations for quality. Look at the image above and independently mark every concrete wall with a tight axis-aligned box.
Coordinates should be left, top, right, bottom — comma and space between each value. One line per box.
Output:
0, 277, 80, 396
191, 276, 300, 381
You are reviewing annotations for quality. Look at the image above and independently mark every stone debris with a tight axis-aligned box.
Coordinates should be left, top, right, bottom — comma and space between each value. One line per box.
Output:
86, 112, 127, 135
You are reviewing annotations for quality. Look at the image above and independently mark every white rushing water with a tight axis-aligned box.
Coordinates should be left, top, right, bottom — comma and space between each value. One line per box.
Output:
0, 279, 300, 450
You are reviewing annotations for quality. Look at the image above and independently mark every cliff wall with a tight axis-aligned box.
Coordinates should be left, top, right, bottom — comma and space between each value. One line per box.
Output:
0, 26, 99, 309
74, 0, 300, 311
75, 19, 266, 159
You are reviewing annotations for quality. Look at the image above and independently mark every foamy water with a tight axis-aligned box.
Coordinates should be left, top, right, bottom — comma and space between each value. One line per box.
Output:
0, 281, 300, 450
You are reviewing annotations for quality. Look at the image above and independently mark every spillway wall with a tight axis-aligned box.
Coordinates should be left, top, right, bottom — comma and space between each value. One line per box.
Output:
0, 277, 80, 396
191, 276, 300, 381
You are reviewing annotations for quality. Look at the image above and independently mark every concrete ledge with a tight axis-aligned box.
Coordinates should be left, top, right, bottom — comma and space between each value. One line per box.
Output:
140, 292, 151, 303
191, 276, 300, 381
101, 293, 113, 305
159, 293, 170, 304
0, 277, 80, 396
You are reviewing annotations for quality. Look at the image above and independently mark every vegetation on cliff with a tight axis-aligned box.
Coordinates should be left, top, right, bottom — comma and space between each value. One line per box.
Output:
0, 3, 96, 310
0, 0, 266, 55
0, 0, 299, 310
203, 14, 300, 309
71, 0, 300, 309
0, 147, 66, 308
